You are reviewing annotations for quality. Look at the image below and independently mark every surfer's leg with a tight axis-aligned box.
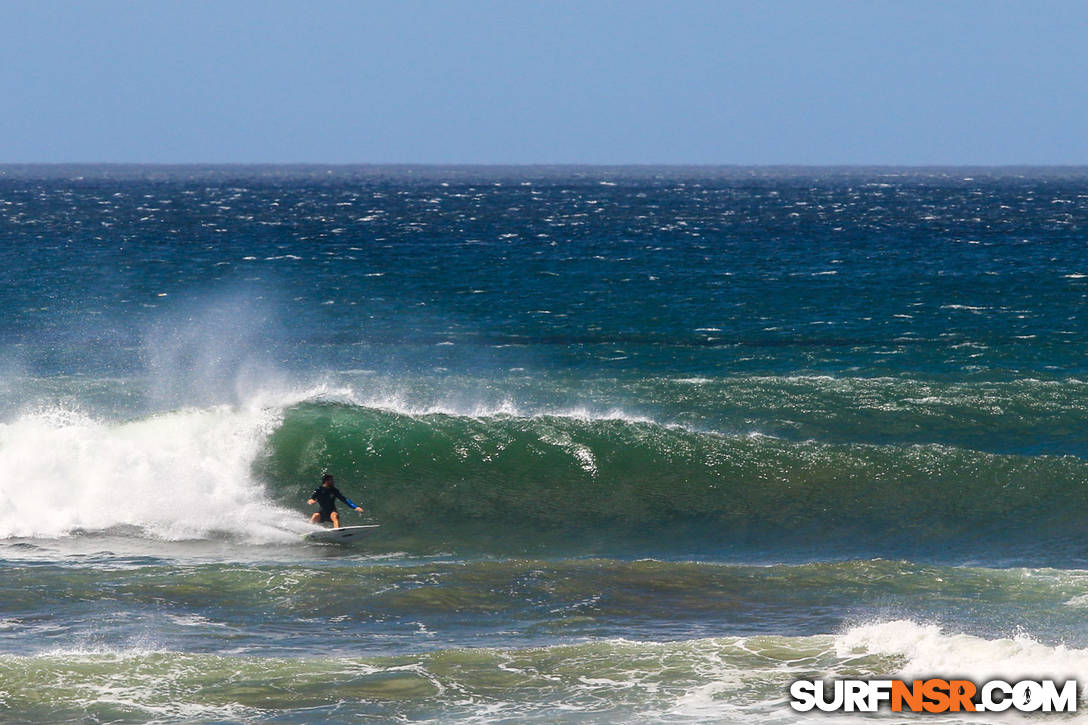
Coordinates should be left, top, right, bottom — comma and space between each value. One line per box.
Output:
330, 511, 340, 528
309, 512, 321, 524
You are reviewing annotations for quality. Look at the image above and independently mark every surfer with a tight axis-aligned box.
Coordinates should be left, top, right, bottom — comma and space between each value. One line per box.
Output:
307, 473, 364, 528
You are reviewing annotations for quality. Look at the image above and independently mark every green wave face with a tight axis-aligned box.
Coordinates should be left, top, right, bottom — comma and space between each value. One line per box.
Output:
255, 401, 1088, 556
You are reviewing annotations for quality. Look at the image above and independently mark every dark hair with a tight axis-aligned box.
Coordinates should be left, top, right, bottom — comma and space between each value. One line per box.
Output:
321, 473, 334, 484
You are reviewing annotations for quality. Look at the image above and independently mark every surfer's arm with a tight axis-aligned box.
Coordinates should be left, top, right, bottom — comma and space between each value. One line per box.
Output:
329, 488, 363, 511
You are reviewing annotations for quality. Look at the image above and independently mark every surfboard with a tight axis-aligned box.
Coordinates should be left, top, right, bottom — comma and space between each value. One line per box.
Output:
304, 524, 380, 543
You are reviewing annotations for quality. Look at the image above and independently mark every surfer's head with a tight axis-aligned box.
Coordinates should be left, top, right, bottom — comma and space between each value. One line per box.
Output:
321, 473, 334, 487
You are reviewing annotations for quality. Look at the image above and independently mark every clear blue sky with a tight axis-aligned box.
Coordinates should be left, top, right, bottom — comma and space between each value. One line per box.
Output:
2, 0, 1086, 164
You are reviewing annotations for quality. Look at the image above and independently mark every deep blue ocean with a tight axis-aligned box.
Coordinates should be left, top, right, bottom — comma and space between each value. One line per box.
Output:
2, 165, 1088, 722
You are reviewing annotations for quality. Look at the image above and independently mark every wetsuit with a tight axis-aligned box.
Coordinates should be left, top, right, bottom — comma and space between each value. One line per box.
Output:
310, 485, 358, 523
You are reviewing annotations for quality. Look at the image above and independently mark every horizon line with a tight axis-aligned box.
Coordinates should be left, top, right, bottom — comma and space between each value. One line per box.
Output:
4, 162, 1088, 169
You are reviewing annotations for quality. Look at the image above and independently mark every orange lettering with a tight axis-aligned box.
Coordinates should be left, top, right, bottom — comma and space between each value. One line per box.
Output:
892, 680, 924, 712
922, 679, 951, 713
948, 680, 977, 712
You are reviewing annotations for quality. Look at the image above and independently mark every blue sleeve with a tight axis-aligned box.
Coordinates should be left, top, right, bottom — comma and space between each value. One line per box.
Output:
343, 497, 358, 509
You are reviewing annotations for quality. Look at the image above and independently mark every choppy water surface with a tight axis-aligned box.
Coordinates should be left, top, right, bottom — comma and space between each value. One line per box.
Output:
2, 166, 1088, 722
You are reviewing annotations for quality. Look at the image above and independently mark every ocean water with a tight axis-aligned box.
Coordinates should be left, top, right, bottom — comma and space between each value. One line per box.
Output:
2, 165, 1088, 722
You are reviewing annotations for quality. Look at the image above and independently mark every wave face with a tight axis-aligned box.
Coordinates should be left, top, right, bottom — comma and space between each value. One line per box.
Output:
251, 396, 1088, 557
3, 380, 1087, 558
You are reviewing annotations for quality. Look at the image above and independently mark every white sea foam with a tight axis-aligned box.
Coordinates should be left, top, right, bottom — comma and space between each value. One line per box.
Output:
837, 619, 1088, 684
337, 388, 658, 426
663, 622, 1088, 722
0, 399, 302, 542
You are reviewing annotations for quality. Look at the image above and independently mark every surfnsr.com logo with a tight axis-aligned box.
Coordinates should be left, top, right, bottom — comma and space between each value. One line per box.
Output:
790, 679, 1078, 713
